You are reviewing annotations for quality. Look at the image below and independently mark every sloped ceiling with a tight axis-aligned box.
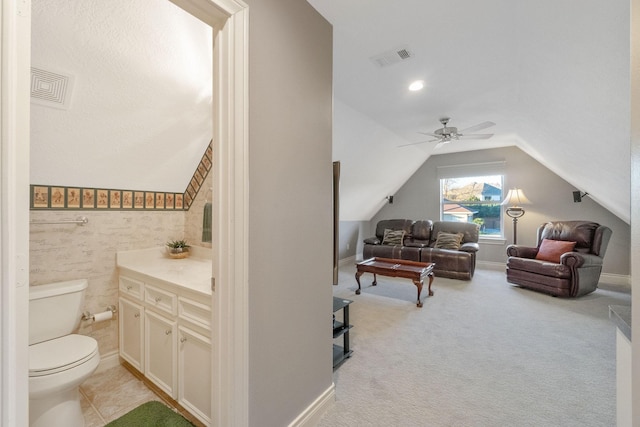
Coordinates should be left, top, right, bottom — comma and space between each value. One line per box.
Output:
31, 0, 212, 194
31, 0, 631, 223
308, 0, 630, 222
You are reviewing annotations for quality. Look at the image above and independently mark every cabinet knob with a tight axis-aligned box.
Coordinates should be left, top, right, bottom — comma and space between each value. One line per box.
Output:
155, 297, 162, 303
165, 330, 172, 335
126, 285, 133, 291
180, 337, 187, 343
134, 313, 140, 318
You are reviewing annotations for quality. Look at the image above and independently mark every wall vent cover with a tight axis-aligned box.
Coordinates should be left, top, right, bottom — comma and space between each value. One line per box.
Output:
370, 45, 414, 68
31, 67, 75, 110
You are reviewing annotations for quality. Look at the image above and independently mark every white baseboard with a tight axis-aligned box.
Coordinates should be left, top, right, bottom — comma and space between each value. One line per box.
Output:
339, 255, 356, 267
95, 350, 120, 374
600, 273, 631, 288
476, 261, 506, 272
288, 383, 335, 427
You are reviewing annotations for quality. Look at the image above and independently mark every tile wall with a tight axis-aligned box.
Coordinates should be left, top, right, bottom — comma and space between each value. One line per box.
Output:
29, 142, 213, 357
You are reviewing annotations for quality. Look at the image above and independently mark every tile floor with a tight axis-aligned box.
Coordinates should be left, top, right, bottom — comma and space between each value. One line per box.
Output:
80, 364, 204, 426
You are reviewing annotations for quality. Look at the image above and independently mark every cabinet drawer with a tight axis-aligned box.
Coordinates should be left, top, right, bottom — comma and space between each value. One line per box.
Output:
120, 276, 144, 300
178, 297, 211, 330
145, 285, 177, 316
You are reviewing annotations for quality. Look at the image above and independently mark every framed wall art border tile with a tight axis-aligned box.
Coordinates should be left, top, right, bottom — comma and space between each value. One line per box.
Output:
29, 140, 213, 211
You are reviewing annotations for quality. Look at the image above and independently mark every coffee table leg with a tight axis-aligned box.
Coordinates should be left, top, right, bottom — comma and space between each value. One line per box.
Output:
414, 280, 424, 307
427, 272, 434, 296
372, 273, 377, 286
355, 271, 363, 295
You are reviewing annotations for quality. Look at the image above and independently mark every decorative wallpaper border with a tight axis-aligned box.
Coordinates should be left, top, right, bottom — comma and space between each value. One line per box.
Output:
30, 141, 213, 211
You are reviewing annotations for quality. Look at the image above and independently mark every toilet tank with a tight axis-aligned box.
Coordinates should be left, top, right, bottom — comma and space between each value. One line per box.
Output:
29, 279, 88, 345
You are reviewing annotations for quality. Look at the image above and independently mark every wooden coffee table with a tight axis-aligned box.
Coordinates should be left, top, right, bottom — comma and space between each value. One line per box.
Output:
355, 257, 435, 307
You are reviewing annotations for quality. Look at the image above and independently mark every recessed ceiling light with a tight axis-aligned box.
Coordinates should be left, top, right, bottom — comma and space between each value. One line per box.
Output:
408, 80, 424, 91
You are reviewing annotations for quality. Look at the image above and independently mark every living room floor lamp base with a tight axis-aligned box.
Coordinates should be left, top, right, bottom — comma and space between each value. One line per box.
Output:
501, 188, 531, 245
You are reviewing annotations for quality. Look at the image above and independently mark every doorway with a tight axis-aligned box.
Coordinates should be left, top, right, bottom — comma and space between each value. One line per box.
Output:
0, 1, 249, 426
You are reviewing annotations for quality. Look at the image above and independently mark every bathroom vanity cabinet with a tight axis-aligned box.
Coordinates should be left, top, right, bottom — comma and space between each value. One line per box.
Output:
118, 296, 144, 372
117, 247, 212, 426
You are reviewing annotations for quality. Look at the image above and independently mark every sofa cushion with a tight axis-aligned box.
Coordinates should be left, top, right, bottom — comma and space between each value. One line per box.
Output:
434, 232, 464, 250
363, 244, 420, 262
382, 229, 405, 245
535, 239, 576, 263
507, 257, 571, 279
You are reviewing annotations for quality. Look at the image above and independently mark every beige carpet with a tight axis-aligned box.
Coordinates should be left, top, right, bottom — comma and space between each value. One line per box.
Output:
319, 264, 630, 427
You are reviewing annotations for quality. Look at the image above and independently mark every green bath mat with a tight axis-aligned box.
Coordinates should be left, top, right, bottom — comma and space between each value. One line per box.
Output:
105, 401, 195, 427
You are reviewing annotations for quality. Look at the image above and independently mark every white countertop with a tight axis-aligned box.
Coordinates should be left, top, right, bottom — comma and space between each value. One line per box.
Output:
117, 246, 212, 296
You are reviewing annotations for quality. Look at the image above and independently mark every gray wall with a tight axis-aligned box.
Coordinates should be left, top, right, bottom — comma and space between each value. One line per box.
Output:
338, 220, 362, 260
246, 1, 334, 426
368, 146, 630, 275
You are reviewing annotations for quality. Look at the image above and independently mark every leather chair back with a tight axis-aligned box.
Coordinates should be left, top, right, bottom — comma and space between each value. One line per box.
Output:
411, 220, 433, 241
536, 221, 612, 256
374, 219, 414, 241
431, 221, 479, 245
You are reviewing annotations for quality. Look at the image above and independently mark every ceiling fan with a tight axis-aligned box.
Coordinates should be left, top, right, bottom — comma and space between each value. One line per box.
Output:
398, 117, 495, 148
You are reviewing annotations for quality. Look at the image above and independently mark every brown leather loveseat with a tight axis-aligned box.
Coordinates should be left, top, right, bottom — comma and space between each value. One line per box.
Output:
506, 220, 612, 297
363, 219, 480, 280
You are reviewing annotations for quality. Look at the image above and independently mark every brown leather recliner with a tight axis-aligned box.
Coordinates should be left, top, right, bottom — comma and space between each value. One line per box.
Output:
506, 221, 612, 297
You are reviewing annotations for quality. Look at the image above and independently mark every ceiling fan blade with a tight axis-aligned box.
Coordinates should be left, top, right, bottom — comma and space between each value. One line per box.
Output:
459, 133, 494, 140
398, 138, 440, 148
459, 121, 495, 134
417, 131, 439, 137
434, 141, 446, 149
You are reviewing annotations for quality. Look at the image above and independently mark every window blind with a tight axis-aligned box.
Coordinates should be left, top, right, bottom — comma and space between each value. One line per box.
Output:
436, 161, 505, 179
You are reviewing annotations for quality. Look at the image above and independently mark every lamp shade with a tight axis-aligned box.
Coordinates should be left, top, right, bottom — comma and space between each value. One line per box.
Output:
501, 188, 531, 207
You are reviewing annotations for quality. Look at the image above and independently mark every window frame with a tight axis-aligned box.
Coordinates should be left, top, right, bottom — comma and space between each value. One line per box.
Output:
439, 174, 506, 240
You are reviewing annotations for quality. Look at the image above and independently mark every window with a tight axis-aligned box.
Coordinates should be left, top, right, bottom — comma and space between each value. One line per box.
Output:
439, 173, 504, 238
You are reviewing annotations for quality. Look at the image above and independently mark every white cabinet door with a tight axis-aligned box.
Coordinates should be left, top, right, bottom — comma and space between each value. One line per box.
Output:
119, 298, 144, 372
145, 310, 177, 398
178, 326, 212, 426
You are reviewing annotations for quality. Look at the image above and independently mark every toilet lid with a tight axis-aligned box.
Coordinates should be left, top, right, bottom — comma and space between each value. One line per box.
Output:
29, 334, 98, 377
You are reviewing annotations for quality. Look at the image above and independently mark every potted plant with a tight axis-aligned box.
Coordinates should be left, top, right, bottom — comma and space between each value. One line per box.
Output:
166, 239, 191, 259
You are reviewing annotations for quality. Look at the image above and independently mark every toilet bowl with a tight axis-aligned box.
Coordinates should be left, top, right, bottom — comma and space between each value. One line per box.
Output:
28, 279, 101, 427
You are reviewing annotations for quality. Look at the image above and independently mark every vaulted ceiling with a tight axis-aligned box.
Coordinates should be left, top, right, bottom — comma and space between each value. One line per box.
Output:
31, 0, 631, 224
308, 0, 630, 222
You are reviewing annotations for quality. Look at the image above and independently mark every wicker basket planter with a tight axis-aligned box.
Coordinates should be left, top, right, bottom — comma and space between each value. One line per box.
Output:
166, 240, 191, 259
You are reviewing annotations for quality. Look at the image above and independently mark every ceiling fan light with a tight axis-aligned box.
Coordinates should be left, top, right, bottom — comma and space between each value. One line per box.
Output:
408, 80, 424, 91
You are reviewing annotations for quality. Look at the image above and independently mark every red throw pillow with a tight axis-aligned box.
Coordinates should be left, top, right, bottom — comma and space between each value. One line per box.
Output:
535, 239, 577, 263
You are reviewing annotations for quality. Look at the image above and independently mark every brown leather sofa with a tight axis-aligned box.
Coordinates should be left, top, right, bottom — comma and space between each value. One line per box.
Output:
506, 220, 612, 297
362, 219, 480, 280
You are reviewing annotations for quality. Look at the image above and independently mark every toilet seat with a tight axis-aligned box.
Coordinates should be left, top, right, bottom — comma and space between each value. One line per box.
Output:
29, 334, 98, 377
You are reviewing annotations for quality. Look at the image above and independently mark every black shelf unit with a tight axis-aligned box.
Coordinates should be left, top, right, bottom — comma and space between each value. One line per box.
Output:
333, 297, 353, 369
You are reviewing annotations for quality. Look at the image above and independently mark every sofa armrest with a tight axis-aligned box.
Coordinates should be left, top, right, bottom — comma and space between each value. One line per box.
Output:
459, 242, 479, 253
506, 245, 538, 258
560, 252, 603, 268
363, 237, 380, 245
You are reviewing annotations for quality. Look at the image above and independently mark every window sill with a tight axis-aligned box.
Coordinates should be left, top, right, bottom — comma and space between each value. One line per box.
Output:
479, 236, 507, 245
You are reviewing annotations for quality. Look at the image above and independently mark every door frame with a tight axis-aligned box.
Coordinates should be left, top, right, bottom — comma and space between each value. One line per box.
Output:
1, 1, 250, 425
170, 1, 250, 425
1, 0, 31, 425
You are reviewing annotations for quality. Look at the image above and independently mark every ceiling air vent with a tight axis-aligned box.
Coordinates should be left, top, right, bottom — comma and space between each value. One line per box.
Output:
370, 45, 414, 68
31, 67, 75, 110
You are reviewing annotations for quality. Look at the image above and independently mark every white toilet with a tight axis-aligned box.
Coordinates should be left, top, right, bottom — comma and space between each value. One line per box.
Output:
29, 279, 100, 427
